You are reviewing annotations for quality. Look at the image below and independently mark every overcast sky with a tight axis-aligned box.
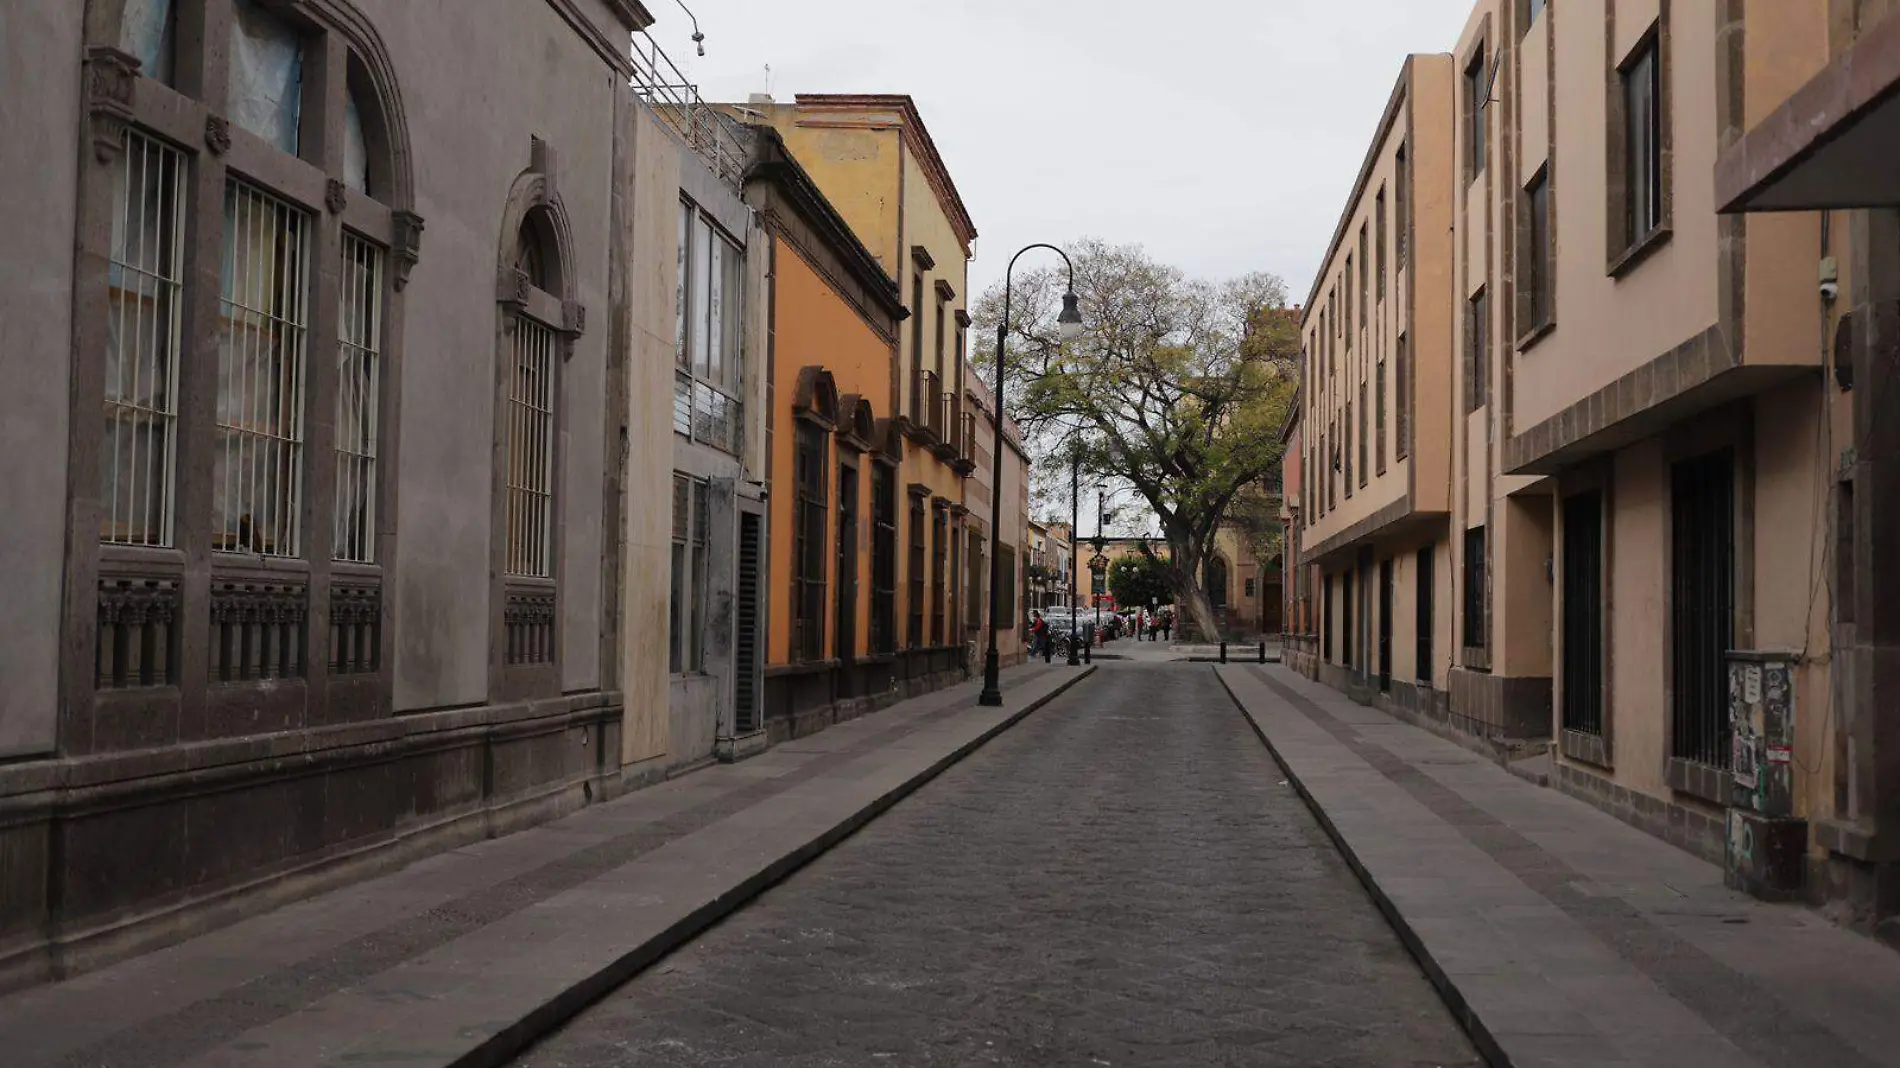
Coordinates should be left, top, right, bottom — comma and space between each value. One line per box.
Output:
668, 0, 1478, 306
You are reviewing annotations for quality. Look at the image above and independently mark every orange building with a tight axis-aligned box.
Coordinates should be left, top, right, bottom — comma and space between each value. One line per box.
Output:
743, 128, 922, 739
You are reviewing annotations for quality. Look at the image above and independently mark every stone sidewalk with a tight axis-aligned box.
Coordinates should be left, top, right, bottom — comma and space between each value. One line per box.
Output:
0, 663, 1092, 1068
1219, 663, 1900, 1068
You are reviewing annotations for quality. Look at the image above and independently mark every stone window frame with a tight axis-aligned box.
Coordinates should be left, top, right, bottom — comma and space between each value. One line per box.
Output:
1605, 3, 1674, 278
1464, 39, 1491, 187
68, 0, 421, 755
1517, 163, 1557, 348
491, 137, 585, 702
930, 499, 950, 646
868, 437, 901, 656
1465, 286, 1490, 413
1375, 186, 1387, 304
1357, 224, 1369, 327
1358, 380, 1369, 487
1375, 356, 1388, 476
1395, 144, 1410, 270
1395, 331, 1411, 461
906, 485, 928, 647
788, 366, 840, 664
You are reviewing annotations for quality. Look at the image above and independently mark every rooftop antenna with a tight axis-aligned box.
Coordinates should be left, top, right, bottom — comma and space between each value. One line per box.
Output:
673, 0, 706, 56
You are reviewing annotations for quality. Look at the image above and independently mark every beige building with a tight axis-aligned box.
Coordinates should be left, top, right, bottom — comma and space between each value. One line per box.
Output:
964, 373, 1030, 668
1290, 54, 1458, 710
1292, 0, 1895, 927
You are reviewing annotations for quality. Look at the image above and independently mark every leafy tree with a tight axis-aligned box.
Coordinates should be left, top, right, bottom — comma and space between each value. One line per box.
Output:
1107, 552, 1172, 613
972, 240, 1298, 640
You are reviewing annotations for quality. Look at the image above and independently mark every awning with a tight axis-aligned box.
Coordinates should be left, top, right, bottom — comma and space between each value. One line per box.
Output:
1716, 14, 1900, 213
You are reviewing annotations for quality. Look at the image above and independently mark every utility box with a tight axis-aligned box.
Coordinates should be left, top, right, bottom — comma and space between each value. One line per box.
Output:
1725, 651, 1806, 900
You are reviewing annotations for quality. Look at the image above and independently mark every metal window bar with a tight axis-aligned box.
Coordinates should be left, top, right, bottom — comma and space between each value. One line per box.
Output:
871, 466, 898, 654
1562, 491, 1605, 737
506, 318, 556, 578
216, 179, 310, 557
1415, 545, 1433, 683
1670, 452, 1734, 768
1463, 526, 1486, 648
335, 234, 382, 563
104, 129, 188, 547
670, 473, 689, 673
691, 478, 710, 671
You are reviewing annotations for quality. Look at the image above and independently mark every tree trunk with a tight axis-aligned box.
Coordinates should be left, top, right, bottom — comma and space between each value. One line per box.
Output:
1163, 538, 1222, 643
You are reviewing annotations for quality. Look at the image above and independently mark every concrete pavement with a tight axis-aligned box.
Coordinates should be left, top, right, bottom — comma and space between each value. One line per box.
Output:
1220, 662, 1900, 1068
0, 663, 1091, 1068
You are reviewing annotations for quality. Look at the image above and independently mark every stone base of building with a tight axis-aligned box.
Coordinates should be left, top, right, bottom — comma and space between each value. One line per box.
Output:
1445, 668, 1553, 741
763, 646, 968, 747
1550, 760, 1727, 866
0, 691, 625, 996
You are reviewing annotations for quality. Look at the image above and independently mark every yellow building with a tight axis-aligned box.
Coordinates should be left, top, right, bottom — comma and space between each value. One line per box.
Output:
726, 93, 980, 696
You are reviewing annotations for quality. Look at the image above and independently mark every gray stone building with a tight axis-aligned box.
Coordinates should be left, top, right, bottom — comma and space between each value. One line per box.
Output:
0, 0, 694, 989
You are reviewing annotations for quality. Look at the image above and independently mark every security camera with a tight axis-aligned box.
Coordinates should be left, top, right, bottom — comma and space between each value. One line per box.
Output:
1821, 280, 1840, 303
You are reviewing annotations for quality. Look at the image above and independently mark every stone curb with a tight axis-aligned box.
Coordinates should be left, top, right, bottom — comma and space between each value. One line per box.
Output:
456, 665, 1099, 1068
1213, 665, 1511, 1068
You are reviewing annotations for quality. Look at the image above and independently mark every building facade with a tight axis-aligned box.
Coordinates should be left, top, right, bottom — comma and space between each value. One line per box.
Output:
1288, 0, 1898, 931
0, 0, 666, 989
1292, 55, 1457, 706
965, 373, 1030, 669
741, 126, 913, 739
731, 93, 980, 697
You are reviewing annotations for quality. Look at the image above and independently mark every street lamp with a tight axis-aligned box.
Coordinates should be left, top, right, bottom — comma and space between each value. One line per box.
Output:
980, 244, 1083, 707
1067, 445, 1082, 666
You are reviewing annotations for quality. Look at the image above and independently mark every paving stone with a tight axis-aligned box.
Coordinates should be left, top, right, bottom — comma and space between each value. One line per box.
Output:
512, 664, 1482, 1068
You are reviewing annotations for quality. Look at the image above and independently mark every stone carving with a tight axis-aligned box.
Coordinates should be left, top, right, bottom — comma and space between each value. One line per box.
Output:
392, 210, 425, 291
86, 47, 139, 164
204, 114, 232, 157
325, 178, 348, 214
504, 587, 558, 665
209, 580, 308, 681
329, 582, 381, 675
96, 576, 180, 688
563, 300, 586, 337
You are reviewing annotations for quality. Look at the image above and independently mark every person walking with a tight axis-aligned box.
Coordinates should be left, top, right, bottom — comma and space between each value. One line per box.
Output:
1159, 609, 1173, 643
1030, 610, 1051, 663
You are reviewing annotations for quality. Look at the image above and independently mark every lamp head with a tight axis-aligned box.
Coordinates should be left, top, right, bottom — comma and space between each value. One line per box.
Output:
1058, 289, 1083, 343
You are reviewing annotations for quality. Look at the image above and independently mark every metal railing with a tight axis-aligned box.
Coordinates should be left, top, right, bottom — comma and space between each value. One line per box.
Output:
630, 30, 748, 185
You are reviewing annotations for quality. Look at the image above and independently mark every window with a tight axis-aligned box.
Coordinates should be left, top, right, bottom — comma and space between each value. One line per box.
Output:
121, 0, 176, 85
1524, 168, 1552, 333
1466, 288, 1488, 413
228, 0, 304, 155
1562, 491, 1605, 738
871, 465, 898, 653
504, 315, 557, 578
1207, 557, 1229, 608
1396, 333, 1410, 459
1466, 46, 1489, 182
103, 131, 187, 548
1358, 382, 1368, 487
1343, 403, 1353, 497
1463, 525, 1487, 649
1344, 256, 1353, 344
675, 200, 744, 453
965, 529, 985, 630
1322, 574, 1334, 661
335, 234, 383, 563
1375, 188, 1387, 302
911, 273, 926, 417
1395, 147, 1409, 269
1415, 545, 1433, 683
215, 179, 311, 557
1623, 38, 1663, 246
1358, 225, 1368, 326
1000, 544, 1021, 625
669, 475, 711, 673
1671, 451, 1735, 770
931, 504, 948, 645
1245, 577, 1257, 599
908, 494, 926, 646
792, 422, 828, 662
1375, 358, 1386, 475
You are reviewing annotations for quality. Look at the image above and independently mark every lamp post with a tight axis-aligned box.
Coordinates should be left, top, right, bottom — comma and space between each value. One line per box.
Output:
979, 244, 1083, 707
1067, 448, 1082, 666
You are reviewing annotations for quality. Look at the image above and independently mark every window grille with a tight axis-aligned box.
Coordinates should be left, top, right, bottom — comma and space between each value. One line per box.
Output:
1671, 451, 1734, 768
1463, 525, 1487, 648
335, 234, 382, 563
104, 130, 187, 548
1562, 492, 1605, 737
792, 422, 828, 662
691, 478, 709, 671
216, 179, 310, 557
908, 496, 926, 646
871, 465, 898, 653
506, 317, 556, 578
670, 474, 689, 673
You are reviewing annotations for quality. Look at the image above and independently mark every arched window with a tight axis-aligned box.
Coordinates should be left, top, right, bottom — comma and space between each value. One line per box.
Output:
80, 0, 417, 725
1206, 556, 1230, 609
494, 147, 583, 692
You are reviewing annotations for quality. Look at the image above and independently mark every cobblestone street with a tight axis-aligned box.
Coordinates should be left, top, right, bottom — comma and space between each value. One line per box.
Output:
514, 664, 1481, 1067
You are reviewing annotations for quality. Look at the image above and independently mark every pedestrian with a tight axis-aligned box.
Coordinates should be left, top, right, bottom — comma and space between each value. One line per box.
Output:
1160, 609, 1173, 643
1030, 610, 1051, 662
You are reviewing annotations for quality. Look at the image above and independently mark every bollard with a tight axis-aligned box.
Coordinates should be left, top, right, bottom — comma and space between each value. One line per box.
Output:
1259, 641, 1266, 663
1084, 641, 1092, 664
1219, 641, 1228, 664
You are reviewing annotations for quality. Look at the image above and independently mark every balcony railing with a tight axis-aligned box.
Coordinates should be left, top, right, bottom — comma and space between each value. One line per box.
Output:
630, 31, 747, 185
